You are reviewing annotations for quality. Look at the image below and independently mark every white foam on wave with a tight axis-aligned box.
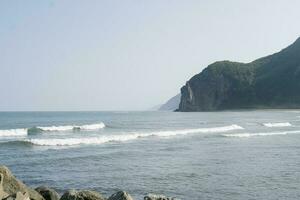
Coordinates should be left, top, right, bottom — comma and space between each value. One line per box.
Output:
26, 134, 140, 146
0, 123, 106, 138
223, 130, 300, 138
263, 122, 292, 127
151, 124, 244, 137
0, 129, 28, 137
285, 110, 300, 113
77, 123, 105, 130
37, 123, 105, 132
25, 124, 243, 146
37, 125, 74, 131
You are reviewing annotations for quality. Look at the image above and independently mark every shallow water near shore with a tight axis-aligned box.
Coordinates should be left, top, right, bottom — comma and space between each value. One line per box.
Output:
1, 111, 300, 199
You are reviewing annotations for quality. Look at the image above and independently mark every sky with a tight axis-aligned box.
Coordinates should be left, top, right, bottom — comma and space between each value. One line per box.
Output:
1, 0, 300, 111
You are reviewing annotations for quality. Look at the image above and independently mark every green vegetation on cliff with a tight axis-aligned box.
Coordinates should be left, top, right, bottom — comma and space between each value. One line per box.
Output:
178, 37, 300, 111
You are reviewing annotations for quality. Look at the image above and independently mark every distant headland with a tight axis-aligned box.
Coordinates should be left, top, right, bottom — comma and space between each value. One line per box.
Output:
162, 37, 300, 112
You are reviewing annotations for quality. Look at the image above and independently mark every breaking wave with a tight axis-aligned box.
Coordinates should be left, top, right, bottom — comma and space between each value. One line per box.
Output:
0, 129, 28, 137
148, 124, 244, 137
26, 135, 141, 146
263, 122, 292, 127
222, 130, 300, 138
24, 124, 243, 146
36, 122, 105, 132
0, 123, 105, 137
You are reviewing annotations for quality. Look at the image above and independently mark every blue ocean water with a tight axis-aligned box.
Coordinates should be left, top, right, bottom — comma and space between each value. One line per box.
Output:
0, 111, 300, 199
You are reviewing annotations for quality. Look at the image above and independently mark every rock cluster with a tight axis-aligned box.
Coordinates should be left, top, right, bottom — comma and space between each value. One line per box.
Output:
35, 187, 59, 200
0, 166, 179, 200
144, 194, 178, 200
0, 166, 43, 200
108, 191, 133, 200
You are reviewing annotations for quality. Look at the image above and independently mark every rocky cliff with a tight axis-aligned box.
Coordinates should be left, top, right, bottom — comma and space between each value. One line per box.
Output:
178, 37, 300, 111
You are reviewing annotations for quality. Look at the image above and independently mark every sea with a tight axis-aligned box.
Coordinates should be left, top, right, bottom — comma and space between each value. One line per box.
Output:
0, 110, 300, 200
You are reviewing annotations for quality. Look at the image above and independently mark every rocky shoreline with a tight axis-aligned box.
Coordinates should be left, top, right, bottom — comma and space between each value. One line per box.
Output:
0, 166, 178, 200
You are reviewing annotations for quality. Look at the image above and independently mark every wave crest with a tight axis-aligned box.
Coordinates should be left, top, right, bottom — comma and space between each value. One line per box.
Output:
26, 135, 137, 146
36, 123, 106, 132
77, 123, 106, 130
0, 123, 105, 138
263, 122, 292, 127
0, 129, 28, 137
222, 130, 300, 138
25, 124, 243, 146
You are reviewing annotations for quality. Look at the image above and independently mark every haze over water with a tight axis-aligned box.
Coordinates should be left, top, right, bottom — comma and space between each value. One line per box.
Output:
1, 111, 300, 199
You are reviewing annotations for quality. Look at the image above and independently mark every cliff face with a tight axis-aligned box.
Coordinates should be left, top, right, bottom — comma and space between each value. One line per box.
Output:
178, 37, 300, 111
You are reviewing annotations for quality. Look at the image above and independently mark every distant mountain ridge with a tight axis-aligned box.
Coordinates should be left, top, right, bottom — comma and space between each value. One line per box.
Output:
159, 94, 181, 111
178, 37, 300, 111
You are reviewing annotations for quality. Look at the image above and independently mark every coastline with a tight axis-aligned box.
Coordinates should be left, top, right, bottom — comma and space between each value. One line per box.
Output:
0, 166, 178, 200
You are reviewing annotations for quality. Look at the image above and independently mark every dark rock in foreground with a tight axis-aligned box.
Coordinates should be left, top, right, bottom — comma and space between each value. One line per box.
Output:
0, 166, 44, 200
108, 191, 133, 200
178, 37, 300, 111
60, 190, 105, 200
3, 191, 30, 200
0, 165, 180, 200
35, 186, 60, 200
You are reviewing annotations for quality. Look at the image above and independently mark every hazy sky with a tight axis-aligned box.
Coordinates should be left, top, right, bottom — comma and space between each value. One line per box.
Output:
1, 0, 300, 111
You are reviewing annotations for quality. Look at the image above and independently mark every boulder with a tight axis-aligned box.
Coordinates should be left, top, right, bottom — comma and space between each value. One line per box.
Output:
1, 173, 10, 199
108, 191, 133, 200
0, 166, 44, 200
3, 191, 30, 200
35, 186, 60, 200
60, 190, 105, 200
144, 194, 179, 200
